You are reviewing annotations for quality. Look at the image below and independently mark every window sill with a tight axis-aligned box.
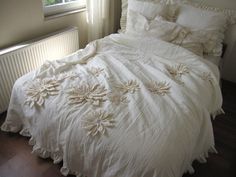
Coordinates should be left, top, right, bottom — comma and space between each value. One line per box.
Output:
44, 7, 87, 21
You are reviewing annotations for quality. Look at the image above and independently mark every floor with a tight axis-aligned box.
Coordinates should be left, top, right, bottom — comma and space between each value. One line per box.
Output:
0, 80, 235, 177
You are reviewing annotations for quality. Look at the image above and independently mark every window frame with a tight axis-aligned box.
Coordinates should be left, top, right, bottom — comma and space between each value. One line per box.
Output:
43, 0, 86, 17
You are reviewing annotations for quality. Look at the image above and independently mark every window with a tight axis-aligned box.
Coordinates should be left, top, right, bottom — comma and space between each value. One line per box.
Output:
43, 0, 86, 17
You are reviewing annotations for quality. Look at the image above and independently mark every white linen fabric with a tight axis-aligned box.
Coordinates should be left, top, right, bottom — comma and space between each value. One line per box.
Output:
178, 30, 224, 57
176, 4, 227, 31
120, 0, 179, 32
186, 0, 236, 25
1, 33, 223, 177
204, 55, 221, 67
125, 9, 215, 57
176, 4, 227, 57
128, 0, 177, 21
126, 10, 189, 42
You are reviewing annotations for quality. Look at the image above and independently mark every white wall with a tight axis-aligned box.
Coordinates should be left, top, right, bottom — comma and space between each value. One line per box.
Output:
0, 0, 88, 49
0, 0, 121, 50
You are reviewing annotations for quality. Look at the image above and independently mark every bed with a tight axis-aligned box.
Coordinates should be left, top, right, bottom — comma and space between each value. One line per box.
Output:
1, 0, 236, 177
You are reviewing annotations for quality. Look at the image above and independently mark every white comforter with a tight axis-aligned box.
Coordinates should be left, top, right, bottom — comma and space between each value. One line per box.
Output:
1, 34, 223, 177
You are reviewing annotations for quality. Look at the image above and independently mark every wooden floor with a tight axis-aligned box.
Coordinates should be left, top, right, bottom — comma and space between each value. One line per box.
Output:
0, 80, 235, 177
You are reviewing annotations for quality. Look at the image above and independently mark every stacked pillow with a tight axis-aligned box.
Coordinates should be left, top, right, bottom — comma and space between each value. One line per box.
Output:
126, 9, 189, 43
120, 0, 236, 57
120, 0, 179, 33
176, 3, 227, 56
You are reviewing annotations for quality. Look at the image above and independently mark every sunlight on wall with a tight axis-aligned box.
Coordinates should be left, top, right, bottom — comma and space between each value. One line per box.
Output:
86, 0, 94, 25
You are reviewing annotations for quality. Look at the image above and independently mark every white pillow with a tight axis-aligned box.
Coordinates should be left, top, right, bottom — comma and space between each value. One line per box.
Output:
182, 1, 236, 26
178, 30, 214, 57
128, 0, 176, 20
126, 10, 189, 42
176, 4, 227, 32
176, 4, 227, 56
120, 0, 179, 32
126, 9, 207, 56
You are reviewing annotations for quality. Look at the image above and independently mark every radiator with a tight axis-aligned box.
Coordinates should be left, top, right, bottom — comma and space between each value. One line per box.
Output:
0, 27, 79, 113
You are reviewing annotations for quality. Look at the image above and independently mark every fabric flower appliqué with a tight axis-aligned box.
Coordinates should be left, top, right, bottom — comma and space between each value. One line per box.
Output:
108, 92, 129, 105
68, 83, 107, 106
87, 67, 105, 77
25, 78, 60, 108
146, 81, 171, 96
166, 63, 189, 84
116, 80, 140, 94
82, 110, 115, 136
201, 72, 214, 85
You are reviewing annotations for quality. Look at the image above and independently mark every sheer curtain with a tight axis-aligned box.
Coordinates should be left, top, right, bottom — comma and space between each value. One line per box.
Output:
86, 0, 117, 42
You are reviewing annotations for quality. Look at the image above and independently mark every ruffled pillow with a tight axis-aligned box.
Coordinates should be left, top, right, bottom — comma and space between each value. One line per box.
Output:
176, 4, 228, 57
126, 9, 209, 56
126, 10, 189, 42
183, 1, 236, 25
120, 0, 179, 33
178, 30, 224, 57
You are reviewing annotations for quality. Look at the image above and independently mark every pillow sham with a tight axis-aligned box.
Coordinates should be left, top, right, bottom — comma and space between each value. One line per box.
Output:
176, 4, 227, 56
176, 4, 227, 32
177, 30, 223, 57
120, 0, 179, 32
183, 1, 236, 26
126, 10, 189, 43
126, 9, 206, 56
129, 0, 178, 21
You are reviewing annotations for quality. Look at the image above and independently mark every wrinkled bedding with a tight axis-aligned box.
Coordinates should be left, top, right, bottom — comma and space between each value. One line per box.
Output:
1, 34, 223, 177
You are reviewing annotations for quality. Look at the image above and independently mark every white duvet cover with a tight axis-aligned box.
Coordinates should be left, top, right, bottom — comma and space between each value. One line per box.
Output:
1, 34, 223, 177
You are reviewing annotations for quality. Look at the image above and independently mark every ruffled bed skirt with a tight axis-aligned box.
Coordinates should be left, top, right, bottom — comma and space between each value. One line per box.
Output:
1, 108, 224, 177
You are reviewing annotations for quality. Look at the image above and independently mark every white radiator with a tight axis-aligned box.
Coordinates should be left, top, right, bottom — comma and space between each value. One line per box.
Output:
0, 27, 79, 113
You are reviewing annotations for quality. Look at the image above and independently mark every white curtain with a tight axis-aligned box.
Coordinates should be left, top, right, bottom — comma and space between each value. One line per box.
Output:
86, 0, 117, 42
